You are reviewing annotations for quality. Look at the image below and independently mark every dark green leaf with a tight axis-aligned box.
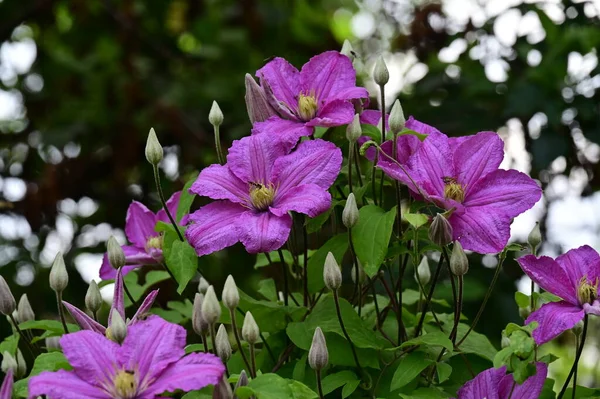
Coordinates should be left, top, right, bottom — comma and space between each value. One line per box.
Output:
352, 205, 397, 277
306, 234, 348, 293
390, 351, 433, 391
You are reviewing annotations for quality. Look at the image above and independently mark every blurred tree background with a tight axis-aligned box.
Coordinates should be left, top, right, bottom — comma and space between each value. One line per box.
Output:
1, 0, 600, 390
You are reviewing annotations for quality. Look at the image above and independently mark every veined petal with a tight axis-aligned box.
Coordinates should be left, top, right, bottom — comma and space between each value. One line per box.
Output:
498, 362, 548, 399
307, 99, 354, 127
28, 370, 111, 399
454, 132, 505, 190
517, 255, 577, 304
407, 132, 454, 197
125, 201, 156, 247
0, 369, 12, 399
377, 158, 420, 193
238, 211, 292, 253
99, 245, 154, 280
330, 86, 369, 103
300, 51, 359, 104
526, 301, 584, 345
359, 109, 388, 127
190, 163, 248, 203
226, 134, 287, 184
59, 330, 119, 384
144, 352, 224, 396
109, 268, 125, 324
449, 206, 510, 254
156, 191, 182, 224
62, 301, 106, 334
556, 245, 600, 290
405, 116, 443, 136
463, 169, 542, 218
130, 290, 159, 324
271, 183, 331, 218
271, 139, 342, 195
456, 366, 505, 399
256, 57, 300, 116
99, 257, 139, 280
185, 201, 245, 256
252, 117, 313, 151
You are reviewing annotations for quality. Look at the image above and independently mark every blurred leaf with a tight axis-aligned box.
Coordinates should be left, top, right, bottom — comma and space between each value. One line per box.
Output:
404, 213, 428, 229
401, 331, 453, 352
14, 352, 71, 398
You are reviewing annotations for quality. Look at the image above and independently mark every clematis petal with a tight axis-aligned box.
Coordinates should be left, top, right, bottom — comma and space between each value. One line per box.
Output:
237, 211, 292, 254
156, 191, 182, 224
498, 362, 548, 399
300, 51, 360, 104
130, 289, 159, 324
405, 116, 443, 136
455, 366, 505, 399
185, 201, 246, 256
125, 201, 157, 247
109, 268, 126, 324
271, 139, 342, 195
271, 183, 331, 218
252, 117, 313, 151
143, 352, 225, 396
463, 169, 542, 218
556, 245, 600, 290
359, 109, 388, 127
0, 370, 12, 399
307, 99, 355, 127
330, 86, 370, 103
59, 330, 119, 384
407, 132, 454, 197
190, 163, 248, 204
62, 301, 106, 334
454, 132, 505, 190
120, 316, 186, 385
526, 301, 584, 345
28, 370, 111, 399
517, 255, 577, 304
99, 245, 155, 280
256, 57, 300, 116
449, 206, 510, 254
226, 134, 287, 184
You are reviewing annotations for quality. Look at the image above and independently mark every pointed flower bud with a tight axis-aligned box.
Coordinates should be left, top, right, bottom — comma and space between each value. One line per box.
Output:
450, 241, 469, 276
15, 349, 26, 378
415, 257, 431, 286
107, 236, 126, 270
241, 311, 259, 344
346, 113, 362, 142
216, 324, 232, 362
10, 311, 19, 326
0, 276, 16, 316
429, 214, 453, 247
244, 74, 276, 124
308, 327, 328, 371
341, 40, 355, 59
373, 55, 389, 86
201, 286, 221, 326
209, 101, 224, 127
323, 252, 342, 291
351, 260, 366, 285
192, 293, 209, 335
389, 100, 406, 133
528, 222, 542, 253
213, 375, 233, 399
145, 127, 163, 166
17, 294, 34, 323
49, 252, 69, 293
1, 352, 17, 374
85, 280, 103, 313
45, 336, 61, 350
342, 193, 359, 229
198, 276, 209, 294
222, 275, 240, 310
234, 370, 249, 397
109, 311, 127, 344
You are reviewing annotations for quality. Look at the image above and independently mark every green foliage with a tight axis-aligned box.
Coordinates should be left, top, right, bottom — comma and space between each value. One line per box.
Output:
352, 205, 397, 277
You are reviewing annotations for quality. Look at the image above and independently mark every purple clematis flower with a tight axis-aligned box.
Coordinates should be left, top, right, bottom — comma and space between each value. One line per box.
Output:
1, 369, 13, 399
454, 362, 547, 399
63, 268, 158, 337
518, 245, 600, 345
28, 316, 225, 399
251, 51, 369, 147
99, 191, 187, 280
375, 124, 542, 253
186, 134, 342, 255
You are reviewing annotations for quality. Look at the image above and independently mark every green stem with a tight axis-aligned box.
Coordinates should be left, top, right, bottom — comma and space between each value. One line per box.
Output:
209, 324, 217, 355
249, 343, 257, 378
316, 369, 324, 399
277, 249, 290, 306
333, 290, 362, 372
56, 292, 69, 334
348, 142, 354, 194
353, 145, 363, 188
214, 125, 225, 165
558, 314, 588, 399
414, 254, 445, 338
302, 220, 309, 307
8, 314, 35, 357
152, 165, 184, 242
229, 308, 252, 373
121, 273, 138, 308
450, 276, 463, 344
573, 334, 580, 399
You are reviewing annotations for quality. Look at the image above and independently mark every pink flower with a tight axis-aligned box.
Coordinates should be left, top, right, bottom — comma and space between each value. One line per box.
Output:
28, 316, 224, 399
186, 134, 341, 255
518, 245, 600, 345
1, 369, 13, 399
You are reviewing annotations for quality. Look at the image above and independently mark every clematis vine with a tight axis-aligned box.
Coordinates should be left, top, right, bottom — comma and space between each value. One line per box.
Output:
28, 316, 225, 399
1, 369, 12, 399
99, 191, 187, 280
186, 134, 341, 255
62, 268, 158, 338
518, 245, 600, 345
454, 362, 547, 399
250, 51, 369, 147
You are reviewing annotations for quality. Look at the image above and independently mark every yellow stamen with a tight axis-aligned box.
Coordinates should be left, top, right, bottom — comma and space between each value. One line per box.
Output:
145, 235, 163, 252
298, 91, 318, 121
114, 369, 137, 398
249, 183, 276, 211
577, 276, 598, 305
443, 177, 465, 203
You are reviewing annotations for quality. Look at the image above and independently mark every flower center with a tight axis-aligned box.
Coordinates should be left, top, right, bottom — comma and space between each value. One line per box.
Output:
249, 183, 276, 211
145, 235, 163, 253
297, 91, 318, 121
577, 276, 598, 305
443, 177, 465, 203
113, 370, 138, 398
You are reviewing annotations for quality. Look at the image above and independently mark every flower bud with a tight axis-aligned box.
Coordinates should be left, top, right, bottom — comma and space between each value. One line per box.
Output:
45, 336, 61, 350
429, 214, 453, 247
244, 74, 276, 124
0, 276, 16, 316
107, 236, 126, 270
109, 311, 127, 344
351, 260, 366, 285
528, 222, 542, 253
201, 286, 221, 326
308, 327, 328, 371
449, 241, 469, 276
234, 370, 249, 398
341, 40, 355, 60
342, 193, 359, 229
222, 275, 240, 310
216, 324, 232, 363
346, 113, 362, 142
241, 311, 259, 345
49, 252, 69, 293
415, 257, 431, 286
1, 352, 17, 374
213, 375, 233, 399
85, 280, 103, 313
9, 311, 18, 327
15, 349, 25, 378
209, 101, 224, 127
198, 276, 210, 294
17, 294, 34, 323
373, 55, 389, 86
389, 99, 406, 133
192, 293, 209, 335
323, 252, 342, 291
145, 127, 163, 166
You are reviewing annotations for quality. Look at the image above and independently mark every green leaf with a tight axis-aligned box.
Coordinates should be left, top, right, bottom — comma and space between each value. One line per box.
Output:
181, 388, 213, 399
254, 250, 293, 268
305, 207, 333, 233
164, 237, 198, 293
399, 128, 428, 141
436, 363, 452, 383
257, 278, 278, 301
236, 373, 318, 399
404, 213, 428, 229
321, 370, 359, 396
453, 324, 497, 361
401, 331, 453, 352
342, 379, 360, 398
515, 292, 529, 308
123, 270, 171, 305
361, 123, 381, 143
18, 320, 79, 335
0, 334, 19, 357
352, 205, 397, 277
402, 289, 450, 307
306, 234, 348, 293
14, 352, 71, 397
177, 173, 198, 222
399, 387, 451, 399
390, 351, 433, 391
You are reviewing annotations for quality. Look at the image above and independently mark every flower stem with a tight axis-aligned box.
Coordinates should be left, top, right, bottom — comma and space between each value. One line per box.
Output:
229, 308, 252, 373
450, 275, 463, 344
348, 142, 354, 194
558, 314, 588, 399
214, 125, 225, 165
379, 273, 405, 345
277, 249, 290, 306
353, 145, 363, 188
414, 254, 445, 338
209, 324, 217, 355
333, 290, 362, 372
249, 343, 257, 378
8, 313, 35, 357
302, 220, 309, 307
201, 332, 209, 353
121, 275, 138, 308
316, 369, 324, 399
152, 165, 184, 242
56, 292, 69, 334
